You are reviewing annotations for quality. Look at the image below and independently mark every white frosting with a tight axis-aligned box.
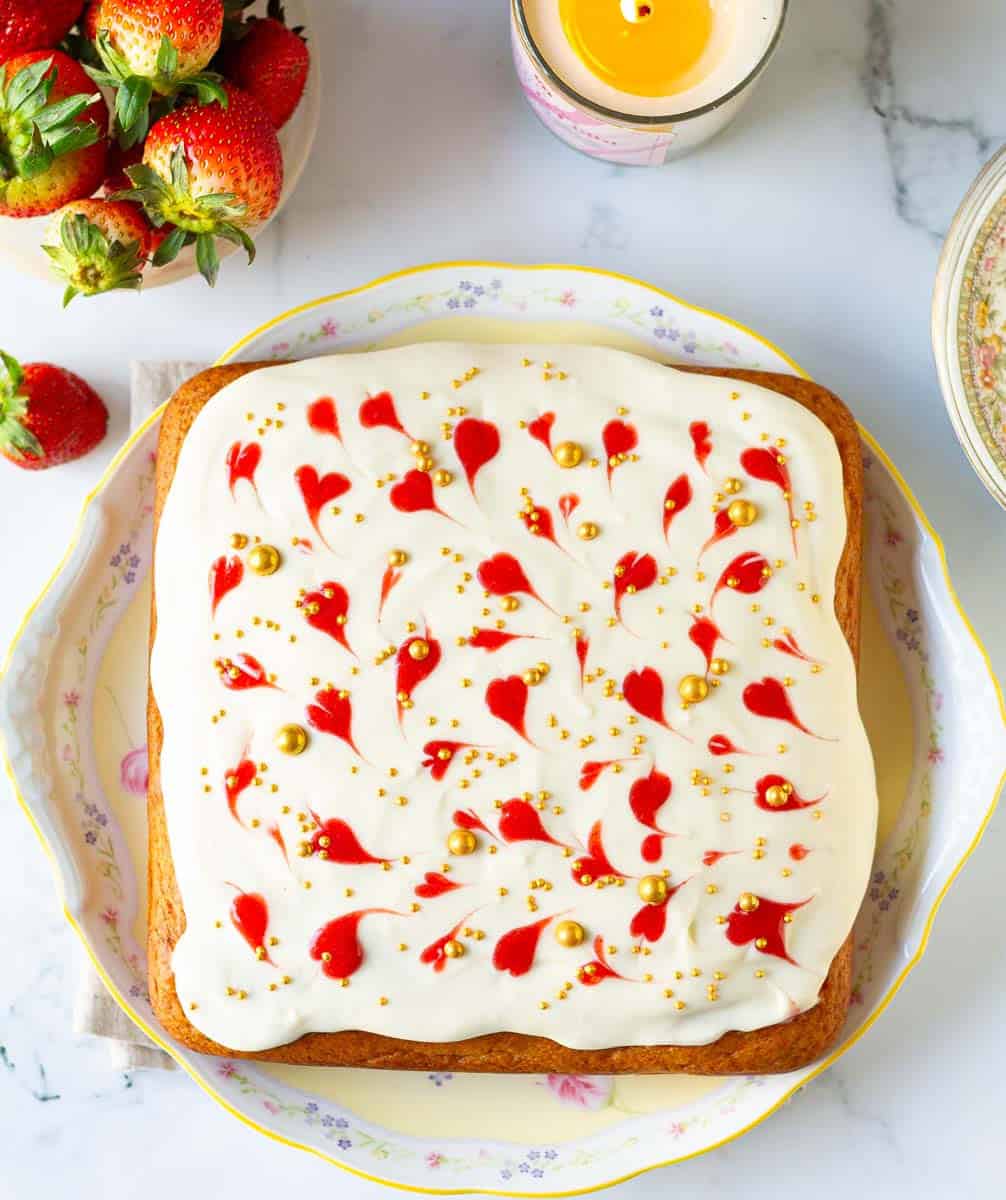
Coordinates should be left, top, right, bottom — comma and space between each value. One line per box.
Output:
522, 0, 784, 118
152, 344, 876, 1054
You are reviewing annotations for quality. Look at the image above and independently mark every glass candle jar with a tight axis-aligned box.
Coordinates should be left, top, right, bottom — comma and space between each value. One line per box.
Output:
511, 0, 788, 166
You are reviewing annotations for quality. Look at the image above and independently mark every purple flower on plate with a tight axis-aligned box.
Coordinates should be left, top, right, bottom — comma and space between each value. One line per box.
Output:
110, 554, 121, 567
463, 297, 476, 309
459, 280, 472, 290
129, 554, 140, 568
528, 1151, 540, 1161
120, 745, 149, 796
321, 1114, 335, 1128
447, 298, 460, 310
683, 336, 697, 354
305, 1102, 318, 1114
666, 328, 680, 342
337, 1138, 351, 1150
491, 278, 502, 290
873, 870, 886, 884
518, 1163, 530, 1175
501, 1170, 512, 1181
654, 327, 668, 339
869, 886, 880, 900
95, 812, 107, 827
85, 830, 96, 845
907, 609, 919, 623
125, 571, 136, 584
905, 635, 919, 651
650, 306, 664, 317
532, 1169, 544, 1179
335, 1117, 349, 1129
544, 1149, 558, 1160
473, 285, 485, 297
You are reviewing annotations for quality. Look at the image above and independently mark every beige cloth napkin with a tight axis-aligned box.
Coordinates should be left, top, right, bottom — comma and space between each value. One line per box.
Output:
73, 361, 207, 1070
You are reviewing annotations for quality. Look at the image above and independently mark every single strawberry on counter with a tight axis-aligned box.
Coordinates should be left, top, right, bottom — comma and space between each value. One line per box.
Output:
116, 82, 282, 285
0, 51, 109, 218
86, 0, 227, 146
43, 198, 150, 305
0, 352, 108, 470
218, 0, 309, 130
0, 1, 86, 61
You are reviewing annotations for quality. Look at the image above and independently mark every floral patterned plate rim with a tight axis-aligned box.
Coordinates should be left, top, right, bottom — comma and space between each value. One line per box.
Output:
2, 262, 1004, 1196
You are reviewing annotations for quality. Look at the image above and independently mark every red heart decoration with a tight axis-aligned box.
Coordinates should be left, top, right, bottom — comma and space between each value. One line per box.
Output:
230, 890, 272, 962
689, 421, 712, 471
302, 580, 353, 654
307, 686, 361, 756
629, 767, 671, 830
622, 667, 667, 728
527, 411, 555, 451
359, 390, 409, 437
307, 396, 342, 441
485, 674, 531, 742
497, 798, 563, 845
743, 677, 817, 736
209, 554, 243, 616
454, 417, 500, 493
310, 815, 386, 864
390, 469, 438, 514
415, 871, 463, 899
492, 916, 553, 977
477, 552, 534, 597
662, 473, 692, 539
295, 465, 352, 539
225, 441, 261, 496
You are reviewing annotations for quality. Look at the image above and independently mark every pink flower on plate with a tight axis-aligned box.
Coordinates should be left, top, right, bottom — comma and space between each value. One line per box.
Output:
263, 1100, 280, 1114
559, 289, 576, 308
928, 747, 944, 765
63, 690, 80, 708
218, 1062, 236, 1078
321, 318, 339, 338
668, 1121, 687, 1138
425, 1153, 443, 1169
101, 907, 118, 926
543, 1074, 613, 1111
120, 745, 149, 796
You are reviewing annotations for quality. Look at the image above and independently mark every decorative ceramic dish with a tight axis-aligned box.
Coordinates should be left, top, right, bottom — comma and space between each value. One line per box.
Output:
0, 0, 320, 293
3, 263, 1003, 1195
934, 143, 1006, 509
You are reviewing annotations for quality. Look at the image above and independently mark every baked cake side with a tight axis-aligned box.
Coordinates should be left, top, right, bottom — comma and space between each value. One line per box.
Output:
148, 347, 872, 1074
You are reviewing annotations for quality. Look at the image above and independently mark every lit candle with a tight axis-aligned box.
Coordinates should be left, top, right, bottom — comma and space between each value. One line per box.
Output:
511, 0, 787, 165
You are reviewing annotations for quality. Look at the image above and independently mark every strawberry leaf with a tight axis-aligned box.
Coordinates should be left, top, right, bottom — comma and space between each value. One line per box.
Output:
195, 233, 220, 286
116, 76, 153, 147
43, 212, 146, 305
156, 36, 179, 78
0, 351, 43, 462
151, 225, 189, 266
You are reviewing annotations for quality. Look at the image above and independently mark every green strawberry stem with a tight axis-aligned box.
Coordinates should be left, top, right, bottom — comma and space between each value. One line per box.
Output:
42, 211, 145, 306
87, 34, 227, 148
0, 351, 43, 460
115, 146, 254, 286
0, 58, 101, 182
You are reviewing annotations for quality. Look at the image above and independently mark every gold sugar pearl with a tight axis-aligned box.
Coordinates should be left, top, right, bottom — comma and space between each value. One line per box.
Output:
408, 638, 430, 661
447, 828, 478, 856
275, 724, 308, 756
727, 499, 758, 528
230, 532, 249, 549
554, 920, 586, 948
678, 674, 709, 704
387, 549, 408, 567
738, 892, 760, 913
637, 875, 668, 906
764, 784, 788, 807
433, 468, 453, 487
723, 478, 742, 494
247, 544, 281, 576
500, 595, 520, 612
410, 440, 430, 456
522, 667, 543, 687
577, 521, 599, 541
443, 939, 465, 959
709, 658, 730, 676
553, 441, 583, 469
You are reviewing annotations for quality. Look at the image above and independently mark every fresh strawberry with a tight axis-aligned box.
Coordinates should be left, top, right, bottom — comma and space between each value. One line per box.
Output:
0, 51, 108, 218
218, 0, 308, 129
0, 1, 85, 61
118, 82, 282, 284
43, 199, 150, 305
87, 0, 226, 146
0, 352, 108, 470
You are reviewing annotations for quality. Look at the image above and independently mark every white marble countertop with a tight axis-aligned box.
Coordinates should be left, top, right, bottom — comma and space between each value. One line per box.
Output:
2, 1, 1005, 1196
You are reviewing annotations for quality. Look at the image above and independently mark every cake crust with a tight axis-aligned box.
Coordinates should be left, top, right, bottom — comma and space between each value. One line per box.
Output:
147, 360, 862, 1074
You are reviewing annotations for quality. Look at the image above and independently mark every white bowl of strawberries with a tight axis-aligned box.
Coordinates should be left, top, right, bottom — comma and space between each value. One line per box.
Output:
0, 0, 318, 300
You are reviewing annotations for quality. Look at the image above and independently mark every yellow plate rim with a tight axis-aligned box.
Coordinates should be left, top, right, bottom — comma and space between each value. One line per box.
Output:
2, 260, 1003, 1196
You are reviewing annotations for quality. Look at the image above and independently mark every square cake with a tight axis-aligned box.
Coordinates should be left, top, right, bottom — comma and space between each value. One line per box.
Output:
148, 345, 877, 1073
